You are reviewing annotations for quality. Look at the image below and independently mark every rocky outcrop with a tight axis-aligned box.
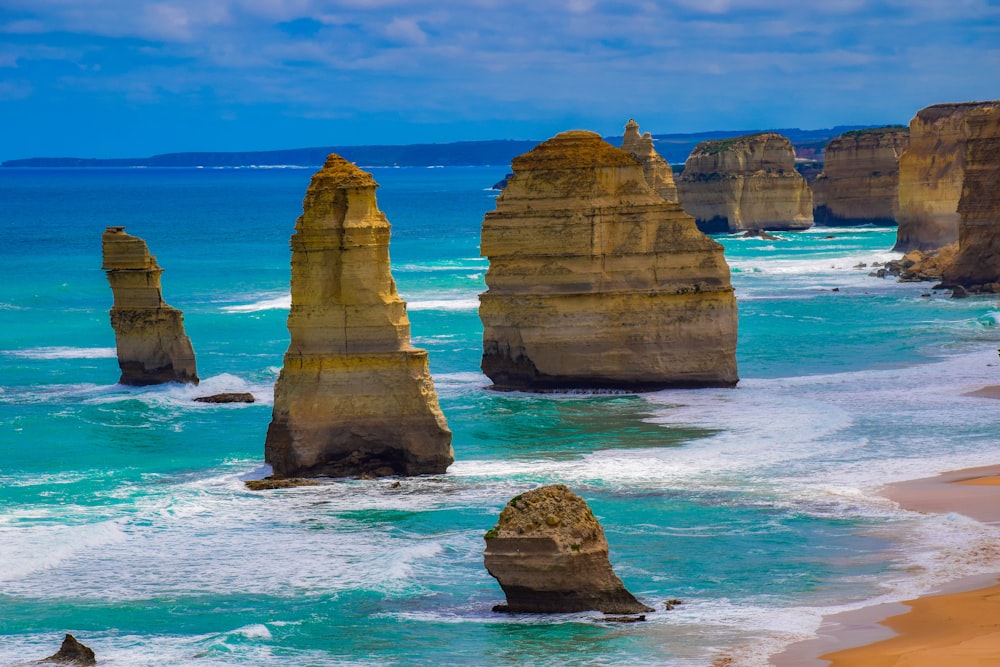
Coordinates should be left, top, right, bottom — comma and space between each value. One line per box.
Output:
483, 484, 653, 614
676, 132, 813, 233
193, 392, 255, 404
41, 634, 96, 665
264, 154, 453, 478
101, 226, 198, 386
895, 102, 1000, 251
812, 127, 909, 225
621, 118, 678, 202
478, 130, 738, 391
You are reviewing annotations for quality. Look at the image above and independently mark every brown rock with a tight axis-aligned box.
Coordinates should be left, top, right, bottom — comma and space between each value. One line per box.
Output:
895, 101, 1000, 251
265, 155, 453, 478
42, 634, 96, 665
676, 132, 813, 233
478, 131, 738, 391
812, 127, 909, 225
102, 227, 198, 386
621, 119, 678, 202
483, 484, 653, 614
193, 392, 255, 404
244, 477, 320, 490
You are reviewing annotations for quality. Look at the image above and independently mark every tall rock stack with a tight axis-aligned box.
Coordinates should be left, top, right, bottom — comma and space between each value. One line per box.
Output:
941, 104, 1000, 290
812, 127, 909, 226
895, 101, 1000, 251
265, 155, 453, 478
479, 130, 738, 391
621, 118, 678, 202
101, 226, 198, 386
676, 132, 813, 233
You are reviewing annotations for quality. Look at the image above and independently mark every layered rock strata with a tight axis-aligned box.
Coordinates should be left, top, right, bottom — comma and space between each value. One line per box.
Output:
941, 103, 1000, 290
895, 101, 1000, 251
812, 127, 909, 225
102, 226, 198, 386
265, 154, 453, 478
484, 484, 653, 614
676, 132, 813, 233
479, 130, 738, 391
621, 118, 678, 202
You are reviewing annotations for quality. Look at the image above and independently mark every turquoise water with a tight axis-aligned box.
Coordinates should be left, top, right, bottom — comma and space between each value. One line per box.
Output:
2, 167, 1000, 666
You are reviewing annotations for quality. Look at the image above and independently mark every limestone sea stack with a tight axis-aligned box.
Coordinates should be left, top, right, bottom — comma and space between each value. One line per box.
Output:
479, 131, 738, 391
484, 484, 653, 614
941, 103, 1000, 290
621, 118, 678, 202
812, 127, 909, 226
101, 226, 198, 386
676, 132, 813, 233
895, 101, 1000, 251
264, 154, 453, 478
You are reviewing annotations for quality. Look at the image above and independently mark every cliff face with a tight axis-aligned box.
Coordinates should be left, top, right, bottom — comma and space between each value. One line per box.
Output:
676, 132, 813, 232
621, 118, 678, 202
102, 227, 198, 386
894, 102, 1000, 251
812, 127, 909, 225
484, 484, 653, 614
941, 104, 1000, 289
265, 154, 453, 478
479, 130, 738, 391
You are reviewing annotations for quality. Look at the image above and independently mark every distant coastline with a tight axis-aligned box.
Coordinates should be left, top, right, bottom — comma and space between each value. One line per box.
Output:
1, 126, 875, 168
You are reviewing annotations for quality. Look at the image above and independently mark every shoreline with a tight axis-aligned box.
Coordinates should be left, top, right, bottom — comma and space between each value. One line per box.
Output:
772, 461, 1000, 666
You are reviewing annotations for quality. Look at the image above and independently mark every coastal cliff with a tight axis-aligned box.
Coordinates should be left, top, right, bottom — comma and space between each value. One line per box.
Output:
101, 227, 198, 386
265, 154, 453, 478
621, 119, 678, 202
479, 130, 738, 391
894, 102, 1000, 251
676, 132, 813, 232
812, 127, 909, 225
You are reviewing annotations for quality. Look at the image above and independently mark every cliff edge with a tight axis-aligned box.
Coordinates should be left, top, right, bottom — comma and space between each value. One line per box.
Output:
621, 118, 678, 202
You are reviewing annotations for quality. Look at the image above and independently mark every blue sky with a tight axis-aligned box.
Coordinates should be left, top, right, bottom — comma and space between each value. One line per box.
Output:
1, 0, 997, 159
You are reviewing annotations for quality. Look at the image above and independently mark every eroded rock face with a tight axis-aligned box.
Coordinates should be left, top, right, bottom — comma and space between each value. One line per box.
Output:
941, 103, 1000, 289
812, 127, 909, 225
42, 634, 96, 666
676, 132, 813, 232
621, 118, 678, 202
102, 227, 198, 386
265, 154, 453, 478
483, 484, 653, 614
479, 130, 738, 391
895, 101, 1000, 251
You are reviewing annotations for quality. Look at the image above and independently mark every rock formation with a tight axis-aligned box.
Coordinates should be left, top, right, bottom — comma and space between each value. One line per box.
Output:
42, 634, 96, 665
479, 130, 738, 391
193, 392, 255, 404
621, 118, 678, 202
895, 101, 1000, 251
812, 127, 909, 225
676, 132, 813, 233
101, 226, 198, 386
484, 484, 653, 614
264, 154, 453, 478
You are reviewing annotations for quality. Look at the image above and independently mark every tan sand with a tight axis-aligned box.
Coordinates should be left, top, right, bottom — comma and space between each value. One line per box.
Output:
963, 385, 1000, 399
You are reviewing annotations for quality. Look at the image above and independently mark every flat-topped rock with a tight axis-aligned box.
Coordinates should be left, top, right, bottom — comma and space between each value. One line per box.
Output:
621, 119, 678, 202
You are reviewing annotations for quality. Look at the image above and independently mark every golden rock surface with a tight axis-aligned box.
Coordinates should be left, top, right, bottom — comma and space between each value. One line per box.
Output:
677, 132, 813, 232
101, 227, 198, 386
479, 130, 738, 391
265, 155, 453, 478
621, 118, 678, 202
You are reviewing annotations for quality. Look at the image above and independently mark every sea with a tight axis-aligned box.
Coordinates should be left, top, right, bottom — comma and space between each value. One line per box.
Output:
1, 165, 999, 666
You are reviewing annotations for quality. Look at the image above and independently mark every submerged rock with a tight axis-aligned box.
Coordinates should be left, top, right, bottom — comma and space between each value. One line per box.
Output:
102, 226, 198, 386
483, 484, 653, 614
621, 118, 678, 202
479, 130, 738, 391
41, 634, 96, 665
676, 132, 813, 233
193, 392, 255, 404
264, 154, 453, 478
244, 477, 320, 490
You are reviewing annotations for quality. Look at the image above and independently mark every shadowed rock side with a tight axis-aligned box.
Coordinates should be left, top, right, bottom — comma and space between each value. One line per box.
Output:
895, 101, 1000, 252
941, 104, 1000, 290
265, 154, 453, 478
484, 485, 653, 614
479, 130, 738, 391
101, 226, 198, 386
41, 634, 96, 665
621, 118, 678, 202
676, 132, 813, 233
812, 127, 909, 226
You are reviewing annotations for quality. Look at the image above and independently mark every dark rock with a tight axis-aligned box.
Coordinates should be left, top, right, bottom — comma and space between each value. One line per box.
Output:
951, 285, 970, 298
42, 634, 96, 666
193, 392, 255, 404
601, 615, 646, 623
491, 173, 513, 190
245, 476, 320, 490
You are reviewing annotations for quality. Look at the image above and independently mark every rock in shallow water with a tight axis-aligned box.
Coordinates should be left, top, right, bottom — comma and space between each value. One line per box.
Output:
193, 392, 255, 404
42, 634, 96, 665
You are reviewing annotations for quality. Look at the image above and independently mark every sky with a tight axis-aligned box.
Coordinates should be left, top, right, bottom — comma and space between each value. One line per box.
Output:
0, 0, 998, 160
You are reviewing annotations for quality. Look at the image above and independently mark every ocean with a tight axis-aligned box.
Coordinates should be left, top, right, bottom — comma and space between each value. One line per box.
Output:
1, 166, 999, 666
